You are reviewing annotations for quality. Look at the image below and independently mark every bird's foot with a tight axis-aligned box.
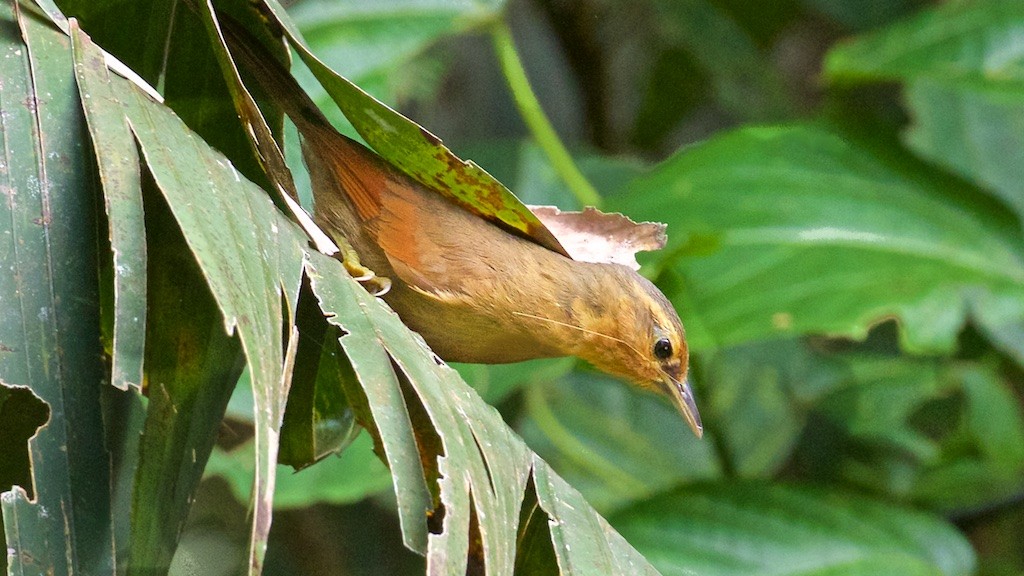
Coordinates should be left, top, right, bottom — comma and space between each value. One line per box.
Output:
330, 231, 392, 297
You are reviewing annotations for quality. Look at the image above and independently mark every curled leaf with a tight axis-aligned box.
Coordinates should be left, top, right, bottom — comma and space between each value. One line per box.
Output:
528, 205, 668, 270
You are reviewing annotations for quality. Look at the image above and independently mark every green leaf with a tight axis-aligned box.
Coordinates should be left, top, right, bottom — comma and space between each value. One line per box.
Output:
613, 124, 1024, 354
817, 355, 945, 459
960, 364, 1024, 470
613, 482, 976, 576
72, 3, 145, 391
123, 68, 304, 576
279, 281, 359, 468
792, 356, 1024, 514
824, 0, 1024, 226
518, 372, 719, 514
704, 340, 847, 477
903, 78, 1024, 226
532, 460, 659, 576
908, 363, 1024, 512
129, 176, 245, 575
0, 5, 114, 573
824, 0, 1024, 89
206, 431, 392, 510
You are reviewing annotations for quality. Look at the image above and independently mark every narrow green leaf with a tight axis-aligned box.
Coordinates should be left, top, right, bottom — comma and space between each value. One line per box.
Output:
130, 179, 245, 574
1, 4, 113, 573
534, 459, 661, 576
613, 482, 975, 576
615, 124, 1024, 353
122, 70, 305, 576
279, 281, 359, 468
304, 255, 433, 554
71, 15, 145, 390
72, 20, 313, 572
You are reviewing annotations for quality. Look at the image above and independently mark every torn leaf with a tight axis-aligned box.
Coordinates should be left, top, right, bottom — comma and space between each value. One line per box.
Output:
528, 205, 668, 270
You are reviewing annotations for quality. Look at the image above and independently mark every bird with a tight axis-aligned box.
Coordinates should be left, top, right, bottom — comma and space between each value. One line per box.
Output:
228, 29, 703, 438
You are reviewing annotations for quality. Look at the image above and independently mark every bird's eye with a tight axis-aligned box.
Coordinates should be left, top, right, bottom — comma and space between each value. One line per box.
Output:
653, 338, 673, 359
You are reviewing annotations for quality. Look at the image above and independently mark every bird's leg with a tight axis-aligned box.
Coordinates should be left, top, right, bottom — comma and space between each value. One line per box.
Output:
328, 230, 392, 297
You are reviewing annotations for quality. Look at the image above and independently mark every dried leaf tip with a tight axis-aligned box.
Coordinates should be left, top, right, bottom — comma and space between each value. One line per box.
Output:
528, 205, 667, 270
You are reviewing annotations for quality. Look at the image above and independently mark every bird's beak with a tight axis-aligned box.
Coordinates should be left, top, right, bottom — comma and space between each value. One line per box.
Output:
663, 375, 703, 438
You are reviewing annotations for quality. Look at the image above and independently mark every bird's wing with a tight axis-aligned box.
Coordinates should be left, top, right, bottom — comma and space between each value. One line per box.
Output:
371, 178, 479, 302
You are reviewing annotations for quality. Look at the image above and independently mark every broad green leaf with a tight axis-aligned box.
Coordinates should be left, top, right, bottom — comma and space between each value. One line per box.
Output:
518, 372, 719, 514
1, 5, 114, 573
910, 363, 1024, 512
255, 0, 569, 257
818, 356, 944, 459
796, 356, 1024, 513
613, 124, 1024, 354
824, 0, 1024, 89
903, 79, 1024, 226
206, 431, 392, 510
960, 364, 1024, 470
703, 340, 847, 477
613, 482, 975, 576
824, 0, 1024, 226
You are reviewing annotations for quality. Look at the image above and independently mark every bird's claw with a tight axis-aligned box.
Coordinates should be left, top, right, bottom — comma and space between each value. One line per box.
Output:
330, 230, 392, 297
367, 276, 391, 297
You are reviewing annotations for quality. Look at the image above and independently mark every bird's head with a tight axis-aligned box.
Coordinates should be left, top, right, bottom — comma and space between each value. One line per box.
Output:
571, 266, 703, 438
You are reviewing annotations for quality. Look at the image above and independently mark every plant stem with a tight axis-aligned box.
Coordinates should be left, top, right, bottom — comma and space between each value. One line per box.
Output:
491, 21, 602, 208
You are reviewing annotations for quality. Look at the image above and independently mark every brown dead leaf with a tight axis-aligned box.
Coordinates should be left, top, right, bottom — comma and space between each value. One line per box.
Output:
527, 206, 667, 270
